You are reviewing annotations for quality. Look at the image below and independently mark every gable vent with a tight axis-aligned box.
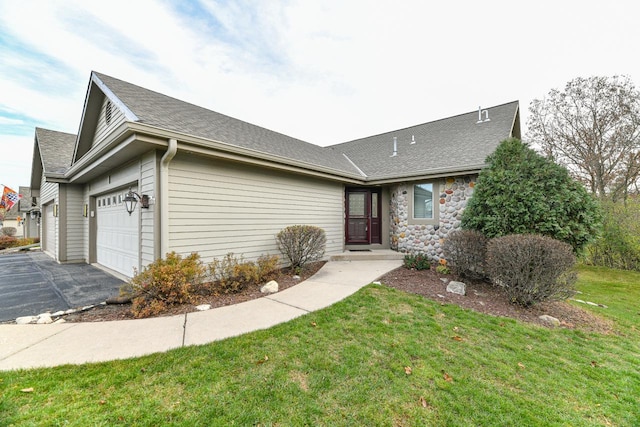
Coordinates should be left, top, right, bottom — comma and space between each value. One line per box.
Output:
391, 136, 398, 157
105, 100, 113, 125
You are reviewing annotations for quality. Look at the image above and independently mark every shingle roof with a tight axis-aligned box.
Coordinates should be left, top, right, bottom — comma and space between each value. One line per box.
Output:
328, 101, 520, 180
35, 128, 77, 174
90, 72, 518, 182
93, 72, 361, 177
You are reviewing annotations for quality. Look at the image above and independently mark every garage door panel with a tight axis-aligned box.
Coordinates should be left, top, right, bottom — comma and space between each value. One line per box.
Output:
96, 191, 139, 277
43, 204, 55, 257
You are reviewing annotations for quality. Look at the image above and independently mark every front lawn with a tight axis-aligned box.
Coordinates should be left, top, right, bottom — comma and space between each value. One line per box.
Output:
1, 266, 638, 426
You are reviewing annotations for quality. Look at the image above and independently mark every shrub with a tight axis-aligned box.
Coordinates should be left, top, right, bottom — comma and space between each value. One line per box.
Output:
207, 253, 260, 294
256, 254, 280, 282
129, 252, 205, 318
461, 138, 601, 252
583, 199, 640, 270
443, 230, 489, 280
0, 235, 18, 250
1, 227, 17, 237
403, 253, 431, 270
276, 225, 326, 270
486, 234, 577, 306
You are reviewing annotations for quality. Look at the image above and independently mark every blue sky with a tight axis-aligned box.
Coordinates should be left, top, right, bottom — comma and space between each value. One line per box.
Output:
1, 0, 639, 192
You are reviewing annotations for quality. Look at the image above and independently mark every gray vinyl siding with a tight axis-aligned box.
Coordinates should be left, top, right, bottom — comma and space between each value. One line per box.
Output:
40, 174, 59, 260
92, 96, 126, 147
65, 185, 85, 262
140, 150, 158, 266
168, 154, 344, 264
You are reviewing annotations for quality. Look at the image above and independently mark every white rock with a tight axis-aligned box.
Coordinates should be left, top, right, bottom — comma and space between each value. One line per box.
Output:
81, 305, 94, 311
372, 281, 381, 285
539, 315, 560, 327
36, 313, 53, 324
261, 280, 279, 294
446, 281, 466, 296
53, 318, 66, 324
437, 294, 446, 298
292, 275, 301, 280
16, 316, 38, 325
51, 310, 65, 317
195, 304, 211, 311
64, 309, 76, 314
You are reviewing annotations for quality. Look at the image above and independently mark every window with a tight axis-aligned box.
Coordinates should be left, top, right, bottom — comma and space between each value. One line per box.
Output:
413, 183, 434, 219
408, 181, 439, 225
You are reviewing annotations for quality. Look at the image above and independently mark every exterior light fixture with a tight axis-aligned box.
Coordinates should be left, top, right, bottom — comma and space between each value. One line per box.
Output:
124, 187, 149, 215
29, 210, 41, 220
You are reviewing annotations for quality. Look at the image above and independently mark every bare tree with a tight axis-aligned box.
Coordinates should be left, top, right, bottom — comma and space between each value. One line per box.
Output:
527, 76, 640, 201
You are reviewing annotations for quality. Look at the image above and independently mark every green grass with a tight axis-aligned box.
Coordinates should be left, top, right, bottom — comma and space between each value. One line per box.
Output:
2, 267, 639, 426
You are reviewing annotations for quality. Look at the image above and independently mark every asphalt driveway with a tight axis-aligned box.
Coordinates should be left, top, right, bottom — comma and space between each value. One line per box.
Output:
0, 251, 124, 322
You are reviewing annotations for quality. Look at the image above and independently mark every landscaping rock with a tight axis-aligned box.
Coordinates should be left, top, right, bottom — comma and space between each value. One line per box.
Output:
446, 281, 466, 296
196, 304, 211, 311
36, 313, 53, 324
16, 316, 38, 325
261, 280, 279, 294
539, 314, 560, 327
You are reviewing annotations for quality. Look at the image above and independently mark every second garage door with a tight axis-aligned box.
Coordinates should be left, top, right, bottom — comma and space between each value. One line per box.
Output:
96, 190, 140, 277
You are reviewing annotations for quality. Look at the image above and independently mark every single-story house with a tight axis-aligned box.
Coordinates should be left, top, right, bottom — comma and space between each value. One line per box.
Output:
30, 71, 520, 279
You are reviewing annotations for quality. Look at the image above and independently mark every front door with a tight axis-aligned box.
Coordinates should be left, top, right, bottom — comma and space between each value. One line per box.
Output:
346, 188, 381, 244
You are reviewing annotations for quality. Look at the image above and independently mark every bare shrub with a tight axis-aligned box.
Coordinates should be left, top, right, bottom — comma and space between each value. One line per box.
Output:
207, 253, 260, 294
1, 227, 17, 237
276, 225, 326, 270
486, 234, 577, 306
443, 230, 489, 280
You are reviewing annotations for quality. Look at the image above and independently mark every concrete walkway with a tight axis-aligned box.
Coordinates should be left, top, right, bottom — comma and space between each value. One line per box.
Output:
0, 259, 403, 371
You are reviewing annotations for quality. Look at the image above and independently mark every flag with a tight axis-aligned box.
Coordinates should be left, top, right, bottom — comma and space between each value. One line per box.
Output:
0, 185, 21, 211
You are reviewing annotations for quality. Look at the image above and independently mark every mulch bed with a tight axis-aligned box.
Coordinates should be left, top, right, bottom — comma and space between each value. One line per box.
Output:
64, 262, 614, 334
379, 266, 614, 334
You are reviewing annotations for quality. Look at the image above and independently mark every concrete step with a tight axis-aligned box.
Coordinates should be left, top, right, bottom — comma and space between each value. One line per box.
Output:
329, 250, 405, 261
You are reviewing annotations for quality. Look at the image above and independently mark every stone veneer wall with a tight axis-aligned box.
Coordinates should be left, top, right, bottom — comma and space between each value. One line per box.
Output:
389, 175, 477, 261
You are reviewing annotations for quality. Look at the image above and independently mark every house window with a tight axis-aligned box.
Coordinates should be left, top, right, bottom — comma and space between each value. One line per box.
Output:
413, 183, 433, 219
408, 181, 439, 225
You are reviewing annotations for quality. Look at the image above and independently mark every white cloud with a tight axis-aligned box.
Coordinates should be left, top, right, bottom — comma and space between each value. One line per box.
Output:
0, 0, 639, 189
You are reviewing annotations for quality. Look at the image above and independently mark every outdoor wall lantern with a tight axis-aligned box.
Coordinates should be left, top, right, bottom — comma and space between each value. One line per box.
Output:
124, 187, 149, 215
29, 210, 41, 220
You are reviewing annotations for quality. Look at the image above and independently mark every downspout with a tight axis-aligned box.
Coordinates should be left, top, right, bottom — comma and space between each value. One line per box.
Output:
160, 139, 178, 257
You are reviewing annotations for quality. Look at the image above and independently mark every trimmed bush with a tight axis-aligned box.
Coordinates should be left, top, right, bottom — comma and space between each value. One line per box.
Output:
486, 234, 577, 306
443, 230, 488, 280
403, 253, 431, 270
1, 227, 17, 237
129, 252, 206, 318
276, 225, 326, 270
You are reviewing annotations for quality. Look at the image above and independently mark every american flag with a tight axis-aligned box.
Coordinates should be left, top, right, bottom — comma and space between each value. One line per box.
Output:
0, 186, 21, 211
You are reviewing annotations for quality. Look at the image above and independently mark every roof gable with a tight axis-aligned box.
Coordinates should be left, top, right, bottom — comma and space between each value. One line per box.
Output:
30, 128, 77, 188
66, 71, 519, 184
88, 72, 361, 176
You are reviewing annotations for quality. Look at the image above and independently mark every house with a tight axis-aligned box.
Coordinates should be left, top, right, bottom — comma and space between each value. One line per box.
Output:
30, 71, 520, 279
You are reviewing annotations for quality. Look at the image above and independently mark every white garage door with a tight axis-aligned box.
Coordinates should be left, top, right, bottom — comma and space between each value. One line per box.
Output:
43, 203, 56, 257
96, 190, 140, 277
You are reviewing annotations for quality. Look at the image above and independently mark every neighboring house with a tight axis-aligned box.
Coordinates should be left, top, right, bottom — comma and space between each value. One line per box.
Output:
18, 186, 39, 239
30, 71, 520, 278
0, 202, 23, 238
